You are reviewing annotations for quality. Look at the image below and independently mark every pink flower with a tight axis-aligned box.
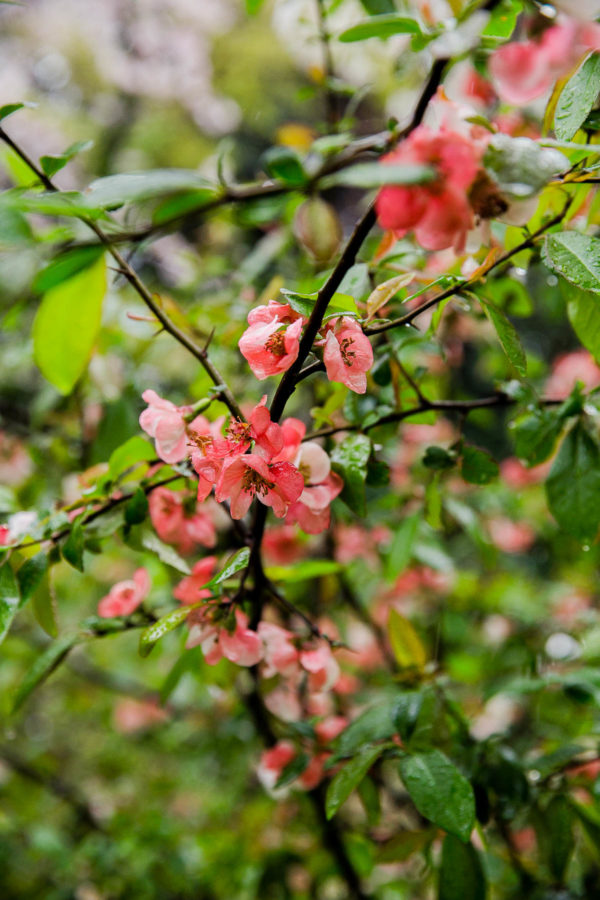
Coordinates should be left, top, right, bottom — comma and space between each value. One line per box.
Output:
139, 389, 191, 464
257, 740, 296, 790
173, 556, 217, 604
315, 716, 349, 744
376, 126, 483, 252
149, 486, 216, 554
322, 317, 373, 394
263, 524, 305, 565
287, 474, 343, 535
113, 698, 169, 734
98, 568, 151, 618
249, 398, 284, 458
186, 607, 263, 667
490, 20, 600, 105
239, 301, 305, 380
258, 621, 299, 677
488, 517, 536, 554
545, 349, 600, 399
300, 644, 340, 692
215, 453, 304, 519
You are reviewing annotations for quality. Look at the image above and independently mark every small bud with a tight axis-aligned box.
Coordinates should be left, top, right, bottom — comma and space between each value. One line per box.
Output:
293, 197, 342, 266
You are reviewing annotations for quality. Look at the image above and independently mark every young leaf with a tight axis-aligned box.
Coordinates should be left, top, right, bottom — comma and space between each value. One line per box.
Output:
204, 547, 250, 590
40, 139, 93, 178
62, 520, 85, 572
461, 446, 499, 485
338, 15, 421, 43
335, 700, 398, 757
141, 532, 191, 574
262, 146, 306, 186
331, 434, 372, 516
510, 407, 563, 466
555, 52, 600, 141
33, 254, 106, 394
108, 436, 156, 478
17, 552, 48, 607
321, 162, 432, 190
32, 577, 58, 639
438, 834, 486, 900
546, 420, 600, 542
85, 169, 217, 209
12, 634, 78, 712
0, 560, 20, 646
481, 298, 527, 376
33, 245, 105, 294
399, 749, 475, 842
366, 273, 414, 321
388, 608, 427, 670
265, 559, 341, 582
124, 487, 149, 526
385, 513, 419, 580
139, 605, 194, 657
564, 281, 600, 363
325, 744, 385, 819
544, 232, 600, 295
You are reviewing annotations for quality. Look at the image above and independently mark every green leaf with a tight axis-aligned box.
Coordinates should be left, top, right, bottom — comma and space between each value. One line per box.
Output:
265, 559, 341, 582
17, 552, 48, 607
108, 436, 156, 478
331, 434, 371, 517
338, 15, 421, 43
33, 254, 106, 394
321, 162, 432, 190
140, 531, 191, 574
481, 299, 527, 376
33, 245, 105, 294
546, 420, 600, 542
388, 609, 427, 671
40, 139, 93, 178
125, 487, 149, 526
335, 699, 398, 757
544, 796, 575, 881
275, 753, 310, 789
438, 834, 486, 900
61, 521, 84, 572
85, 169, 217, 209
0, 102, 26, 122
12, 634, 78, 712
544, 232, 600, 294
325, 745, 385, 819
245, 0, 265, 12
262, 146, 306, 186
399, 750, 475, 842
139, 606, 193, 657
385, 514, 419, 581
1, 189, 106, 218
0, 561, 20, 646
461, 446, 499, 485
205, 547, 250, 590
338, 263, 371, 302
555, 52, 600, 141
423, 446, 456, 471
564, 281, 600, 363
32, 578, 58, 639
511, 407, 563, 466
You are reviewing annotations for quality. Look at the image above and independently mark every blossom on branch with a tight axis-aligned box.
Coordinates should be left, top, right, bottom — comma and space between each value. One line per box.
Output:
322, 316, 374, 394
239, 301, 305, 380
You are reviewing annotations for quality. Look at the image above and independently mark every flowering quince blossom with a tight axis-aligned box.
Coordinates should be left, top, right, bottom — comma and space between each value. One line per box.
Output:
322, 316, 374, 394
173, 556, 217, 604
489, 17, 600, 105
139, 389, 195, 464
257, 621, 299, 677
98, 568, 151, 618
148, 486, 216, 554
375, 125, 483, 252
238, 300, 305, 380
286, 440, 343, 534
299, 644, 340, 692
216, 452, 304, 519
186, 607, 263, 666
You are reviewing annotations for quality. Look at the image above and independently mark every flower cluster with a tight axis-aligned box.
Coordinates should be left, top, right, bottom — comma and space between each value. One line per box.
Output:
140, 392, 343, 531
239, 300, 373, 394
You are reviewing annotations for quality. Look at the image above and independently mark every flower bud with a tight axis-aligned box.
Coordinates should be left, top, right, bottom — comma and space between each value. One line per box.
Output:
293, 197, 342, 265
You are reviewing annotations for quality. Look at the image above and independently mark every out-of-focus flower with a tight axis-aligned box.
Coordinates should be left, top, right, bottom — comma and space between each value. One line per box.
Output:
98, 568, 150, 618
